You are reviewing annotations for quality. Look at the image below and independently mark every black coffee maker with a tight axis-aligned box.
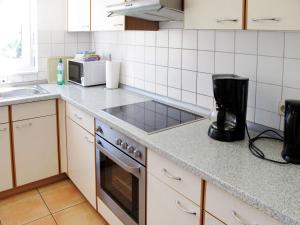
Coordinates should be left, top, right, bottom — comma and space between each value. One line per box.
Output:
282, 100, 300, 164
208, 74, 249, 142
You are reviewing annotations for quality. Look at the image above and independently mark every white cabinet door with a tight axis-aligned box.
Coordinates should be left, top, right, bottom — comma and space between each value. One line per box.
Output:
247, 0, 300, 30
0, 123, 13, 192
91, 0, 125, 31
67, 0, 91, 31
67, 118, 96, 208
14, 116, 59, 186
184, 0, 244, 30
147, 174, 200, 225
58, 99, 67, 173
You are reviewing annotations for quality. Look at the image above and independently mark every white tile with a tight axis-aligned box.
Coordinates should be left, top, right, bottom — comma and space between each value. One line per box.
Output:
156, 29, 169, 47
169, 29, 182, 48
182, 91, 196, 104
135, 46, 145, 63
168, 48, 182, 69
38, 43, 52, 57
198, 51, 214, 74
168, 68, 181, 88
65, 32, 78, 43
23, 74, 37, 82
135, 31, 145, 46
182, 70, 197, 92
285, 32, 300, 59
182, 49, 197, 71
197, 94, 214, 110
52, 43, 65, 57
247, 107, 255, 122
38, 58, 48, 72
215, 52, 234, 74
145, 82, 156, 93
283, 58, 300, 89
38, 72, 48, 81
156, 48, 168, 66
155, 66, 168, 85
77, 43, 91, 52
65, 43, 77, 56
145, 64, 156, 82
51, 31, 65, 44
134, 78, 145, 90
78, 32, 91, 43
198, 30, 215, 51
182, 30, 197, 49
258, 32, 284, 57
168, 87, 181, 100
235, 54, 257, 81
197, 73, 213, 96
145, 47, 155, 64
124, 31, 136, 45
257, 56, 283, 85
38, 30, 51, 43
235, 31, 257, 55
255, 109, 280, 129
156, 84, 167, 96
133, 63, 145, 80
248, 81, 256, 107
216, 31, 235, 53
256, 83, 282, 113
7, 74, 24, 83
282, 87, 300, 100
145, 31, 156, 46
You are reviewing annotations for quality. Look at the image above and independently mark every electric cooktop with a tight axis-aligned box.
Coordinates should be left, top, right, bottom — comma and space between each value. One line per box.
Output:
103, 100, 204, 134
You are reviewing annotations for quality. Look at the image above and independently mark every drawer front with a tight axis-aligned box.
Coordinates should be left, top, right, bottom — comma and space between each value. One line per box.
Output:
204, 212, 226, 225
97, 198, 124, 225
205, 183, 283, 225
66, 103, 94, 134
0, 106, 9, 123
148, 150, 201, 206
12, 100, 56, 121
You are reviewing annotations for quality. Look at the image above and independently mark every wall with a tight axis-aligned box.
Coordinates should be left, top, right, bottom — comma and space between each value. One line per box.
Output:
92, 25, 300, 130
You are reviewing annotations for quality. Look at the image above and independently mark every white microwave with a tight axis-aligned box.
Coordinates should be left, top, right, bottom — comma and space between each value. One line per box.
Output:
68, 59, 106, 87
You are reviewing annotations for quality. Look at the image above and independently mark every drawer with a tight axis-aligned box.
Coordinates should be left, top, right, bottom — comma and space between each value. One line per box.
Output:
0, 106, 9, 123
97, 198, 124, 225
12, 100, 56, 121
66, 103, 94, 134
205, 183, 283, 225
148, 150, 201, 206
204, 212, 225, 225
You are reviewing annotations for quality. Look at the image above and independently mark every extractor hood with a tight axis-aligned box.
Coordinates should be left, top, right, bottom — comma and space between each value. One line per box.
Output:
106, 0, 183, 22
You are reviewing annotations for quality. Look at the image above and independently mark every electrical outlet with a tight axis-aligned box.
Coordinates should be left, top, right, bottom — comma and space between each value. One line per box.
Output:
278, 101, 285, 116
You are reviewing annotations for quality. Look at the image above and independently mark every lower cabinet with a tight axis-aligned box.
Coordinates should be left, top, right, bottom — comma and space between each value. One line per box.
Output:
0, 123, 13, 192
147, 173, 200, 225
67, 118, 96, 208
13, 115, 59, 186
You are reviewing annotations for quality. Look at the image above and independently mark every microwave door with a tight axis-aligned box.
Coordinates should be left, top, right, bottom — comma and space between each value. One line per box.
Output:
69, 61, 83, 84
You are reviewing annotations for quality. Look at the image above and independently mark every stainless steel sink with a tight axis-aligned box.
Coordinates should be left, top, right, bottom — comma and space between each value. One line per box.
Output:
0, 86, 49, 100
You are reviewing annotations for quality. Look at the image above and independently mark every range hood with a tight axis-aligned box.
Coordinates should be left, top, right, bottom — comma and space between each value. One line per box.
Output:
106, 0, 184, 22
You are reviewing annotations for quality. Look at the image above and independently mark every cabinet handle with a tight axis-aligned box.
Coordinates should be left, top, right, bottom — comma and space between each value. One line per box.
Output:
216, 18, 238, 23
0, 128, 7, 132
16, 123, 32, 129
85, 136, 94, 144
74, 114, 83, 120
252, 17, 280, 22
162, 168, 181, 181
175, 200, 197, 216
231, 210, 259, 225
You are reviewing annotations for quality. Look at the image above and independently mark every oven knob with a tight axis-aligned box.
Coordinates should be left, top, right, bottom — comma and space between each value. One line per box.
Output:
96, 126, 103, 133
115, 138, 122, 145
133, 150, 141, 158
127, 145, 135, 154
121, 142, 128, 150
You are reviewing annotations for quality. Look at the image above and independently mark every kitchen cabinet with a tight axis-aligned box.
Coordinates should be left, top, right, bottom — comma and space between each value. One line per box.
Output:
247, 0, 300, 30
13, 115, 59, 186
0, 106, 9, 123
184, 0, 244, 30
66, 117, 96, 208
67, 0, 91, 31
0, 123, 13, 192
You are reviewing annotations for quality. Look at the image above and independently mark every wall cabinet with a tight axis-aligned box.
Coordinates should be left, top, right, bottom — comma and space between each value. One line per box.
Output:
66, 117, 96, 208
184, 0, 244, 30
67, 0, 91, 31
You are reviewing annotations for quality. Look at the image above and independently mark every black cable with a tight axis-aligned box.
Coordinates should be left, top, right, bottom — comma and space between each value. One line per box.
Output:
245, 124, 289, 164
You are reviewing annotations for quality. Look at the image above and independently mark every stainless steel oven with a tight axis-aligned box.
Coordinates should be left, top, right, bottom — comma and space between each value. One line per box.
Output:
95, 120, 146, 225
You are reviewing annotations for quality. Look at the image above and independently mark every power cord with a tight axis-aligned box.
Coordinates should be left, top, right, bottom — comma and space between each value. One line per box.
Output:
245, 125, 289, 164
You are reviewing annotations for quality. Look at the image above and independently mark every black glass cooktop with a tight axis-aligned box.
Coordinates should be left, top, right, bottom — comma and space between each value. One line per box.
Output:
103, 100, 204, 133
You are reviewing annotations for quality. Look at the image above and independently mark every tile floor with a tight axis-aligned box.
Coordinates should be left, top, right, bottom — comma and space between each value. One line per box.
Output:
0, 179, 108, 225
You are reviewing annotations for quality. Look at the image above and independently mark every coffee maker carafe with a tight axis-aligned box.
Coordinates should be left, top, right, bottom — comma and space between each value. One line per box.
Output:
208, 74, 249, 142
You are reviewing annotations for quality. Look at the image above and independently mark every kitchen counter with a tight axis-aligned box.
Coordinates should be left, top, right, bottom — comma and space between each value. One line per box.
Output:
1, 83, 299, 225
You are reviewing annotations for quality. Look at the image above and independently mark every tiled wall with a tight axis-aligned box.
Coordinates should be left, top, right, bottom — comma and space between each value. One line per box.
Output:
92, 29, 300, 130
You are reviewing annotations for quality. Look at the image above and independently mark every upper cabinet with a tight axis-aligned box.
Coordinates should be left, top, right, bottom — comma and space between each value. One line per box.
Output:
247, 0, 300, 30
184, 0, 244, 30
67, 0, 91, 32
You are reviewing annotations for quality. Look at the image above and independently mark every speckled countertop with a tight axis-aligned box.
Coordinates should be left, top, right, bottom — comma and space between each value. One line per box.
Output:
1, 84, 300, 225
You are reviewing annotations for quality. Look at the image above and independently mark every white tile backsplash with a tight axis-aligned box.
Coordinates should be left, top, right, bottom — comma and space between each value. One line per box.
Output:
156, 66, 168, 85
156, 47, 168, 66
145, 47, 155, 64
257, 56, 283, 85
216, 31, 235, 53
198, 30, 215, 51
283, 58, 300, 89
156, 29, 169, 47
145, 64, 156, 82
168, 68, 181, 89
197, 73, 213, 97
258, 32, 284, 57
285, 32, 300, 59
182, 91, 196, 104
235, 54, 257, 81
169, 29, 182, 49
182, 49, 197, 71
255, 109, 280, 129
256, 83, 282, 113
183, 30, 198, 50
235, 31, 257, 55
215, 52, 234, 74
198, 51, 214, 74
168, 87, 181, 100
168, 48, 182, 69
182, 70, 197, 92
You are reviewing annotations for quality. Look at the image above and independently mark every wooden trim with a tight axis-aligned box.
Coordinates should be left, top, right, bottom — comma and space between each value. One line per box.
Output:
8, 106, 16, 188
200, 180, 206, 225
243, 0, 248, 30
0, 173, 67, 200
125, 16, 159, 31
56, 99, 62, 174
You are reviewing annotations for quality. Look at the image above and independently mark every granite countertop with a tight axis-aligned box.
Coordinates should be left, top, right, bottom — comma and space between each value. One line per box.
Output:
1, 83, 299, 225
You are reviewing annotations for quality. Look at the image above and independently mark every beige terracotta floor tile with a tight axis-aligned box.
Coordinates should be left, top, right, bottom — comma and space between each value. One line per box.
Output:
24, 215, 56, 225
39, 180, 85, 213
0, 190, 50, 225
38, 180, 70, 193
53, 202, 108, 225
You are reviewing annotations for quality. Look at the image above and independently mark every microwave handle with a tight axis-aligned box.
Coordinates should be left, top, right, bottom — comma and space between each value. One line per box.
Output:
96, 142, 141, 177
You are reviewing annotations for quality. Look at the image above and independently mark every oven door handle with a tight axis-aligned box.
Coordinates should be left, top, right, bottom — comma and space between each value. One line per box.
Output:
96, 143, 142, 177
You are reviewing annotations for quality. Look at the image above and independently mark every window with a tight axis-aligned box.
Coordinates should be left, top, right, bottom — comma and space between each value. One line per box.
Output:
0, 0, 37, 76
